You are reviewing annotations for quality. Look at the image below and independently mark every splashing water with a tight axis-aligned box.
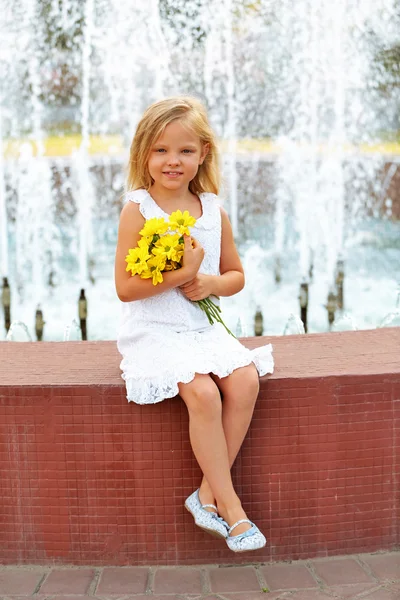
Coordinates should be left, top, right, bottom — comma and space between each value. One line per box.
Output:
0, 0, 399, 340
378, 289, 400, 328
6, 320, 32, 342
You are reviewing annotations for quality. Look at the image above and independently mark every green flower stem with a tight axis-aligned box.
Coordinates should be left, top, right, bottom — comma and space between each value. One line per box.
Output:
198, 300, 214, 326
209, 305, 229, 332
209, 301, 235, 337
204, 298, 221, 321
204, 299, 220, 322
206, 297, 222, 316
197, 299, 217, 325
195, 297, 235, 338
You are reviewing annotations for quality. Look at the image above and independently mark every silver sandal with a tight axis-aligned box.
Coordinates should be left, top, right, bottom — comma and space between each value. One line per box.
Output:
226, 519, 266, 552
184, 489, 229, 539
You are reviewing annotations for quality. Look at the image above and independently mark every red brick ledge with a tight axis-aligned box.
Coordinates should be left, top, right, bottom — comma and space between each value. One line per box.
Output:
1, 327, 399, 386
0, 328, 399, 566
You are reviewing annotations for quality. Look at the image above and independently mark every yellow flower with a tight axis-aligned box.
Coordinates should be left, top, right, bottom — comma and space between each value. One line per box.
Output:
141, 268, 163, 285
125, 240, 151, 275
152, 233, 182, 261
139, 217, 169, 238
174, 247, 184, 262
140, 255, 166, 285
169, 210, 196, 235
124, 212, 192, 285
150, 268, 163, 285
139, 235, 153, 248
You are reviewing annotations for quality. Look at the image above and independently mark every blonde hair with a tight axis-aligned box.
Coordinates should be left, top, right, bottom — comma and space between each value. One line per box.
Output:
126, 96, 220, 195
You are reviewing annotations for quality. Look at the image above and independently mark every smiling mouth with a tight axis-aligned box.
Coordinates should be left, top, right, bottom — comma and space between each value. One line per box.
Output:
163, 171, 183, 175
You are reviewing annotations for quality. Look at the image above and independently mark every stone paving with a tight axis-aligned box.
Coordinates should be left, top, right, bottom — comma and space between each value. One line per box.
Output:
0, 551, 399, 600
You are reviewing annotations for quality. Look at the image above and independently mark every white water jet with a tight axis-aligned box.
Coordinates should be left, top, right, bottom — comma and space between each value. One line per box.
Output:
379, 290, 400, 328
15, 146, 55, 302
0, 113, 8, 277
283, 314, 306, 335
204, 0, 238, 235
64, 318, 82, 341
75, 0, 95, 288
331, 314, 358, 331
6, 320, 32, 342
223, 0, 238, 238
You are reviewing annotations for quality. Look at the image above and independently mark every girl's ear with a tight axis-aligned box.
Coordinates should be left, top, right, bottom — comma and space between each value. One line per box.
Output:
199, 142, 210, 165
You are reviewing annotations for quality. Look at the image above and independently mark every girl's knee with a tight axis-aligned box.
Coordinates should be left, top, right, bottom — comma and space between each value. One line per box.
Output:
179, 377, 221, 418
240, 363, 260, 395
233, 364, 260, 402
248, 365, 260, 397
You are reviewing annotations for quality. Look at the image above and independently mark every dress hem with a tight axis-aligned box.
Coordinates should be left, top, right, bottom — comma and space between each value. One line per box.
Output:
125, 345, 274, 404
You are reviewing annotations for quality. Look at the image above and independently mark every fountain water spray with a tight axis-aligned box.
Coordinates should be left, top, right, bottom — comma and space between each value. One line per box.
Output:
0, 115, 8, 278
6, 320, 32, 342
0, 0, 398, 339
204, 0, 238, 236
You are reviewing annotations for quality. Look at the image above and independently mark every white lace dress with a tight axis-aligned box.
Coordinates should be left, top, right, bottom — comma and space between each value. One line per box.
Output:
117, 189, 274, 404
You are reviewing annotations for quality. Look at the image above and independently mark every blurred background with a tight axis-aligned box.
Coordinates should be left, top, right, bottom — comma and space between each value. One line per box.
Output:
1, 0, 400, 341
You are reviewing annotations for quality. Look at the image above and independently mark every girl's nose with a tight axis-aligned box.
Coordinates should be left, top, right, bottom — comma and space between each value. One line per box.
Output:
167, 154, 180, 166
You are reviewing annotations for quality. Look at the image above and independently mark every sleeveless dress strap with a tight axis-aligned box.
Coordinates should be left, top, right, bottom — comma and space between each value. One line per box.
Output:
125, 189, 155, 220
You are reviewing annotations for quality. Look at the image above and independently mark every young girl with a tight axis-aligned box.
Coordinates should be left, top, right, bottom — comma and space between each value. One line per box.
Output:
115, 96, 274, 553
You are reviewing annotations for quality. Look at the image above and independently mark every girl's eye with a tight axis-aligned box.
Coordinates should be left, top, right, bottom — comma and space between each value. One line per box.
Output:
155, 148, 165, 153
182, 149, 194, 154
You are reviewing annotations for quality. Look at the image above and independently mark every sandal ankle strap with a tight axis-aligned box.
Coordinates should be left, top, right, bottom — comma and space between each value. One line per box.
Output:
202, 503, 218, 512
228, 519, 252, 535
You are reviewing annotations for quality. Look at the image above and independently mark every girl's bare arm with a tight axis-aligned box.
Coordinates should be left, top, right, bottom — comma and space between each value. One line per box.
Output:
179, 207, 244, 301
212, 206, 245, 296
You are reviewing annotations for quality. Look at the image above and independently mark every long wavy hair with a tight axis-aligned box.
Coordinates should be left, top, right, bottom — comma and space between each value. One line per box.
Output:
126, 96, 220, 195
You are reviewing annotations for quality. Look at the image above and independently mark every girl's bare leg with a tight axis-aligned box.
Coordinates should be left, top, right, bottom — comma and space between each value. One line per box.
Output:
197, 364, 260, 530
179, 373, 252, 535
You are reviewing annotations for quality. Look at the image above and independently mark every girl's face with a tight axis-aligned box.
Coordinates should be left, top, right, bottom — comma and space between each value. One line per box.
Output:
148, 120, 208, 194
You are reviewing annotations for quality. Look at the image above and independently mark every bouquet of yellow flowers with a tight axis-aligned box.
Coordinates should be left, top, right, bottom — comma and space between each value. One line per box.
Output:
125, 209, 234, 336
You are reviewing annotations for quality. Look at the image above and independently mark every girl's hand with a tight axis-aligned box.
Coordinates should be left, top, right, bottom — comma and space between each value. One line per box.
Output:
179, 273, 214, 301
181, 235, 204, 281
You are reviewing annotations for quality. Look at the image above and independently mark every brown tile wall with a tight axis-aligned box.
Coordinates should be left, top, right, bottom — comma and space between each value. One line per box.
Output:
0, 329, 399, 565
